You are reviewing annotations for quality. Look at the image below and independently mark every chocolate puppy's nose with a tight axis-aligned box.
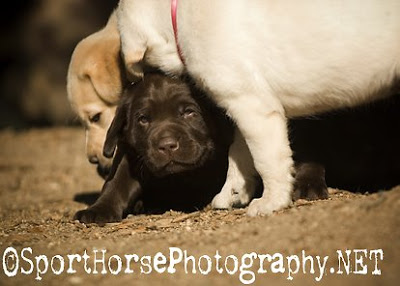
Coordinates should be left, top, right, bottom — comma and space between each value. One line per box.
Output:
158, 137, 179, 154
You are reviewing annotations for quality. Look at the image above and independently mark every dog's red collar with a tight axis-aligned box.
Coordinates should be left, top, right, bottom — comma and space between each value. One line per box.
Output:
171, 0, 185, 65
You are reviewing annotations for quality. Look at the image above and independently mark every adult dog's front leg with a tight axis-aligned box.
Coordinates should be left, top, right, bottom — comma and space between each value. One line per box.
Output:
222, 95, 294, 216
211, 128, 258, 209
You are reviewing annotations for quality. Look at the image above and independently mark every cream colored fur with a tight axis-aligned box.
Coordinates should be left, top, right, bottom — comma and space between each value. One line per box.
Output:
118, 0, 400, 215
67, 11, 122, 170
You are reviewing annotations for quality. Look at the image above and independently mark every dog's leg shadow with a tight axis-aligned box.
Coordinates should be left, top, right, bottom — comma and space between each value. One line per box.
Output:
73, 191, 101, 206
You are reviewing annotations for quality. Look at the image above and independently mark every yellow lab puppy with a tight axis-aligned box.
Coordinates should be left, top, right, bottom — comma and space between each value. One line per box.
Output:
67, 11, 125, 177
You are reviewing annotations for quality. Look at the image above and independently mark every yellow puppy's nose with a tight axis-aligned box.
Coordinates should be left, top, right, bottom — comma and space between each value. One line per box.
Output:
88, 154, 99, 164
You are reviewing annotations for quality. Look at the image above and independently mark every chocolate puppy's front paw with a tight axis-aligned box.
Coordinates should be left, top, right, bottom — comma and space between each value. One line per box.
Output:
74, 205, 122, 224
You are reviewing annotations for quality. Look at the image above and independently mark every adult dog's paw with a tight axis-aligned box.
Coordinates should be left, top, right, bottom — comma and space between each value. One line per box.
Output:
74, 205, 122, 224
247, 196, 292, 217
211, 180, 254, 209
211, 191, 233, 209
247, 198, 274, 216
211, 171, 256, 210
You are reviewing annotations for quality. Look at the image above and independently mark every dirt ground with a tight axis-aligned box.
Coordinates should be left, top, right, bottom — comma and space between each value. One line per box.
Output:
0, 127, 399, 286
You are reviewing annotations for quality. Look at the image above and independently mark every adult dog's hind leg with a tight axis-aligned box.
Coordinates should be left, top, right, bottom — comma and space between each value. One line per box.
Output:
211, 128, 258, 209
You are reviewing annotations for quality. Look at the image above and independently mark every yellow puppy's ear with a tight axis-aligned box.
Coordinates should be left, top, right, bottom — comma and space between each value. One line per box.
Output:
87, 9, 124, 105
87, 43, 125, 105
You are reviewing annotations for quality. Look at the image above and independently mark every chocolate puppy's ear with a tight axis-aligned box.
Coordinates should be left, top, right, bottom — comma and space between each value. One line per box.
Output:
103, 101, 129, 158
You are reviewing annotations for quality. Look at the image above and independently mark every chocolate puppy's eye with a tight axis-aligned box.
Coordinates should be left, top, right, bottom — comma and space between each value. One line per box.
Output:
89, 113, 101, 123
138, 115, 150, 125
182, 108, 197, 118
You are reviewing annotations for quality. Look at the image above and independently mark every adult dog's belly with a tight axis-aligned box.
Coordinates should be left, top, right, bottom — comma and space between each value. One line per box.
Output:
179, 0, 400, 117
279, 78, 399, 118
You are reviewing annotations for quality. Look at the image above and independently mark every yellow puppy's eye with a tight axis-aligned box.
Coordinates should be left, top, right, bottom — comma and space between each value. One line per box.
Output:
89, 113, 101, 123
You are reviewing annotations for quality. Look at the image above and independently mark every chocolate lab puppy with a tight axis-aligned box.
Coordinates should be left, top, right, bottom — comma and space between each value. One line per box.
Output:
74, 73, 327, 224
74, 73, 233, 223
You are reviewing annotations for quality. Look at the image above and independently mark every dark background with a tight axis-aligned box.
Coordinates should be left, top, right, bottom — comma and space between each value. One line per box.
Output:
0, 0, 119, 128
1, 0, 399, 192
